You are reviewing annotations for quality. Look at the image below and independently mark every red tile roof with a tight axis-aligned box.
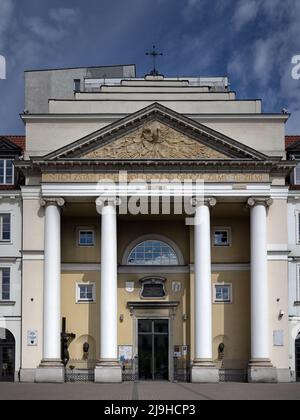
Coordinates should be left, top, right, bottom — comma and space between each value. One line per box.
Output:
0, 135, 26, 151
286, 135, 300, 149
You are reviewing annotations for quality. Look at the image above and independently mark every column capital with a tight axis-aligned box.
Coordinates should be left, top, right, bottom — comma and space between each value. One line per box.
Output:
247, 197, 273, 208
40, 197, 65, 208
192, 197, 217, 208
95, 196, 121, 214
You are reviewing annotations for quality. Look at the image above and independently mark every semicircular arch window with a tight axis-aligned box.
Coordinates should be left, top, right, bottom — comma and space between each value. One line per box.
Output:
127, 240, 179, 266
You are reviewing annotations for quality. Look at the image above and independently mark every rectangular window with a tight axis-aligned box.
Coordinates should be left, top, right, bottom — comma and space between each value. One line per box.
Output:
0, 214, 11, 242
0, 268, 10, 301
294, 163, 300, 185
213, 228, 231, 247
74, 79, 81, 92
297, 266, 300, 303
78, 229, 95, 247
213, 284, 232, 303
0, 159, 14, 185
296, 213, 300, 244
76, 283, 95, 303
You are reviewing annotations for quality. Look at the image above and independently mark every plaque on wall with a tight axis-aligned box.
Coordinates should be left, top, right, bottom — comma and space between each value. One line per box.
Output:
172, 282, 181, 293
125, 282, 135, 293
27, 330, 38, 346
140, 277, 166, 299
273, 330, 284, 346
118, 345, 133, 362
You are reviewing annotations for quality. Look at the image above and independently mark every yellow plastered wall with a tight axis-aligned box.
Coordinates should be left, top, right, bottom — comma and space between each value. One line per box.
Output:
212, 271, 251, 369
61, 211, 251, 366
61, 272, 100, 360
61, 272, 190, 360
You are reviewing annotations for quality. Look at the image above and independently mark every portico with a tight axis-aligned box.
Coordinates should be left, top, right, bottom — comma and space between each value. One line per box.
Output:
17, 78, 294, 384
30, 183, 281, 383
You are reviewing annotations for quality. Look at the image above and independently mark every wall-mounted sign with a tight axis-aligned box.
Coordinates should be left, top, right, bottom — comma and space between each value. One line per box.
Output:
125, 282, 135, 293
118, 345, 133, 362
27, 330, 38, 346
273, 330, 284, 347
174, 346, 182, 357
182, 345, 188, 356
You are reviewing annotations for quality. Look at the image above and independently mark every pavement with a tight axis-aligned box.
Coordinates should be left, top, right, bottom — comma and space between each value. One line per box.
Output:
0, 381, 300, 400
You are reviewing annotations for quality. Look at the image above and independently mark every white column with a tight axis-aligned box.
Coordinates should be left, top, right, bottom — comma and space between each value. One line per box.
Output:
95, 197, 121, 382
40, 198, 64, 363
100, 199, 118, 360
194, 198, 216, 363
248, 197, 273, 363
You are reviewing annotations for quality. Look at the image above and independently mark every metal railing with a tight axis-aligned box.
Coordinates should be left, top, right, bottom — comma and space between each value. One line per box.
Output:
65, 359, 97, 383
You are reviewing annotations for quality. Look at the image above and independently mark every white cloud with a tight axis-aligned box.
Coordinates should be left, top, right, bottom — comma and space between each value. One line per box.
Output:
24, 16, 69, 43
0, 0, 15, 50
49, 8, 80, 25
233, 0, 259, 31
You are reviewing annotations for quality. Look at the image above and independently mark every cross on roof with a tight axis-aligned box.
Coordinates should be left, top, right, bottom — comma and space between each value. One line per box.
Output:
145, 45, 163, 76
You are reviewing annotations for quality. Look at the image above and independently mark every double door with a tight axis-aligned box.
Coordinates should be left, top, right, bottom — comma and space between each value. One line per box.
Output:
0, 344, 15, 382
138, 319, 169, 381
296, 336, 300, 382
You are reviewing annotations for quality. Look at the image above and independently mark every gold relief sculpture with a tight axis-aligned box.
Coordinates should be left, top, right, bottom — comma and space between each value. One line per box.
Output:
83, 122, 228, 160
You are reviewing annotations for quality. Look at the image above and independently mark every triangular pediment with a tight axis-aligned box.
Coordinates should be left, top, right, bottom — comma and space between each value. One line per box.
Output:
0, 137, 22, 155
43, 103, 269, 161
82, 121, 228, 160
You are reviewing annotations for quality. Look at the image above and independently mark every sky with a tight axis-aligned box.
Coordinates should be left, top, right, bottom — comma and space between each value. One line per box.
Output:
0, 0, 299, 134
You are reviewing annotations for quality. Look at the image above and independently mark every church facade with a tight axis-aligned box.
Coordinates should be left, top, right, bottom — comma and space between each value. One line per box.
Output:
17, 69, 294, 383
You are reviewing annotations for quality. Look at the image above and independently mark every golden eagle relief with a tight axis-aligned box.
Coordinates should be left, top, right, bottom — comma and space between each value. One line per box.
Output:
83, 122, 228, 159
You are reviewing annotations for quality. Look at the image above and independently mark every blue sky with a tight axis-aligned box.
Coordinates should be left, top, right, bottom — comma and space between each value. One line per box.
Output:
0, 0, 299, 134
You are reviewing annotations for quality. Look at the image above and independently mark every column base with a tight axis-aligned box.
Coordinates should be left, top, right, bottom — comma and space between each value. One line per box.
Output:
94, 360, 122, 383
191, 360, 219, 383
35, 359, 65, 384
248, 359, 277, 383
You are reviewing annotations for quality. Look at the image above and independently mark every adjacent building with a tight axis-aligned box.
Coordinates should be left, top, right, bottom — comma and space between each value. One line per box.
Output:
286, 135, 300, 382
11, 66, 296, 384
0, 135, 25, 382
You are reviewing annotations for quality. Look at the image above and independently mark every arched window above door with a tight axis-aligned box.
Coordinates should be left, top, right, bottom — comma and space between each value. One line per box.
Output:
127, 239, 180, 266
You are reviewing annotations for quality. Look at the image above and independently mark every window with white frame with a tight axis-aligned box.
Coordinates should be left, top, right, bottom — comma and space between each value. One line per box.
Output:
0, 268, 10, 301
76, 283, 96, 303
127, 240, 179, 265
78, 229, 95, 247
297, 213, 300, 245
297, 266, 300, 303
294, 163, 300, 185
0, 159, 14, 185
213, 228, 231, 247
213, 284, 232, 303
0, 214, 11, 242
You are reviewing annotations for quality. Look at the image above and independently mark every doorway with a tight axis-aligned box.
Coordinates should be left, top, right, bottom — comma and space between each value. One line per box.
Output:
138, 319, 169, 381
296, 334, 300, 382
0, 329, 15, 382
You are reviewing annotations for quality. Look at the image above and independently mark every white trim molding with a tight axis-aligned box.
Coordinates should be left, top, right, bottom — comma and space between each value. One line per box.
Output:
190, 263, 250, 272
22, 251, 44, 261
267, 245, 290, 261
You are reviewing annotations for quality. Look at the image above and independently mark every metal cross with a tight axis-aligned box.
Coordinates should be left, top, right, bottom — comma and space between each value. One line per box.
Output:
146, 45, 163, 76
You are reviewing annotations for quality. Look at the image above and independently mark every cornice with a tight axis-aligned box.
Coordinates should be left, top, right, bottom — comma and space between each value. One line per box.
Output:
21, 113, 290, 122
15, 157, 295, 179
